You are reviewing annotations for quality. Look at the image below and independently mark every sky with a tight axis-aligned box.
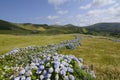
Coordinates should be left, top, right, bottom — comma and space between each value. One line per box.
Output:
0, 0, 120, 26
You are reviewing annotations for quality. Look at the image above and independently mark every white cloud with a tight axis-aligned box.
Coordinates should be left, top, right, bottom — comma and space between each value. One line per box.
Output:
57, 10, 68, 15
87, 9, 105, 16
55, 21, 62, 24
80, 4, 91, 9
26, 17, 43, 21
46, 0, 120, 26
87, 4, 120, 17
34, 17, 42, 20
92, 0, 115, 7
80, 0, 116, 9
77, 3, 120, 26
48, 0, 68, 6
47, 16, 59, 20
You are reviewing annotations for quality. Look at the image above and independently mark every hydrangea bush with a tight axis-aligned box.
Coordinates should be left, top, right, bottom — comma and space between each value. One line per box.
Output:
0, 36, 96, 80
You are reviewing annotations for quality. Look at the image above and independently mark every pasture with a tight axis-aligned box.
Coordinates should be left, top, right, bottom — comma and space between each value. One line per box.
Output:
0, 34, 120, 80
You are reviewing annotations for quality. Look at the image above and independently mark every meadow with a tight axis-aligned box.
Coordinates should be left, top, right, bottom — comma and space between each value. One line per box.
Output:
0, 34, 120, 80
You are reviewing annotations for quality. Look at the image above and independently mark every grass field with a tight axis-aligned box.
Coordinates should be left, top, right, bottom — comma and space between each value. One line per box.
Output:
0, 34, 74, 54
0, 34, 120, 80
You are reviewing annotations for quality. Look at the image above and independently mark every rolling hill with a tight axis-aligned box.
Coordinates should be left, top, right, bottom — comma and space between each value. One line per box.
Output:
0, 19, 120, 37
0, 20, 83, 35
85, 23, 120, 37
0, 20, 32, 34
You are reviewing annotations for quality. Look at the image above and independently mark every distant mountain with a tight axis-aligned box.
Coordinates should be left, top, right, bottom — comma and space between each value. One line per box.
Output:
0, 20, 26, 30
0, 20, 84, 35
87, 23, 120, 31
85, 23, 120, 37
0, 19, 120, 37
0, 20, 33, 34
64, 24, 77, 27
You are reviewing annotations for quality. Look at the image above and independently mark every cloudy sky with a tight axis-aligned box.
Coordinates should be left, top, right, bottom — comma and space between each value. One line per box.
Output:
0, 0, 120, 26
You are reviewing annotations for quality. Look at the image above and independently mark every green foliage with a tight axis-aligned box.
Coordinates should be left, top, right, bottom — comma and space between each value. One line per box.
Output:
71, 61, 95, 80
82, 28, 88, 33
0, 20, 32, 35
59, 35, 120, 80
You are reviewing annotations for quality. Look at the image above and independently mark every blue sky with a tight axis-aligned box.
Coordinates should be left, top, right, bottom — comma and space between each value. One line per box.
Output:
0, 0, 120, 26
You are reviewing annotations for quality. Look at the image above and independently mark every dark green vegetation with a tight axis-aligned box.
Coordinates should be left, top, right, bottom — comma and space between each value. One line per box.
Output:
0, 20, 83, 35
1, 19, 120, 37
0, 20, 31, 34
86, 23, 120, 37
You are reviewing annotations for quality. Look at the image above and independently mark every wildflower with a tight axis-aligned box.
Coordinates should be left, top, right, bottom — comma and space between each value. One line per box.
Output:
62, 66, 67, 72
19, 69, 25, 75
46, 57, 51, 61
89, 70, 96, 78
54, 64, 60, 69
46, 73, 51, 79
48, 67, 54, 73
36, 70, 42, 74
60, 70, 66, 76
55, 74, 59, 80
79, 58, 83, 63
20, 76, 26, 80
25, 65, 30, 71
30, 62, 35, 67
40, 75, 44, 80
64, 75, 69, 80
68, 74, 75, 80
25, 70, 32, 77
14, 77, 20, 80
54, 52, 58, 56
55, 68, 60, 73
39, 65, 44, 70
67, 67, 74, 73
26, 77, 31, 80
42, 70, 47, 75
46, 63, 50, 67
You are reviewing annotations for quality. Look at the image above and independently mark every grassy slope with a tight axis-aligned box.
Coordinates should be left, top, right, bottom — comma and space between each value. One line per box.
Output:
1, 19, 120, 37
0, 20, 32, 34
18, 24, 46, 31
0, 34, 74, 54
0, 20, 83, 35
0, 34, 120, 80
59, 35, 120, 80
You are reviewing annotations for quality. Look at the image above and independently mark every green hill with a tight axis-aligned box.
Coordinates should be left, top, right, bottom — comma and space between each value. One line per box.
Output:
0, 20, 32, 34
1, 19, 120, 37
0, 20, 84, 35
16, 23, 84, 35
85, 23, 120, 37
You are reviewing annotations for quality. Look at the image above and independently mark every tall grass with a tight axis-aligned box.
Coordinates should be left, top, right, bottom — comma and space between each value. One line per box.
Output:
0, 34, 120, 80
0, 34, 74, 54
59, 36, 120, 80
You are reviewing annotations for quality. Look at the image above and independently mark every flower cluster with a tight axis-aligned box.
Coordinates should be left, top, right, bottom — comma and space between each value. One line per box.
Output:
11, 53, 95, 80
0, 37, 81, 60
113, 39, 120, 42
0, 36, 96, 80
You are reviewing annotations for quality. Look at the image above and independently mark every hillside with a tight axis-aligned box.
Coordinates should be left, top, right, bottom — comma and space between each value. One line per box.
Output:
0, 20, 120, 37
0, 20, 84, 35
0, 20, 32, 34
85, 23, 120, 37
19, 23, 84, 34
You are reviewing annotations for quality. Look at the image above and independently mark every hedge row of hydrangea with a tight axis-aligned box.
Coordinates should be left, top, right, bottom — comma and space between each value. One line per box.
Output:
0, 36, 96, 80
